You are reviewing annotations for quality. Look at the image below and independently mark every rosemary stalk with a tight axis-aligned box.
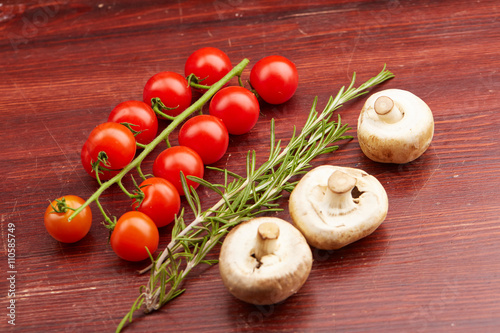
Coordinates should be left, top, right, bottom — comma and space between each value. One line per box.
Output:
116, 66, 394, 332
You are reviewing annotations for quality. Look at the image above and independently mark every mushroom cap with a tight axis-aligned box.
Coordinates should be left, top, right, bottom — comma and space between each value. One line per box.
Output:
219, 217, 312, 305
289, 165, 388, 250
357, 89, 434, 164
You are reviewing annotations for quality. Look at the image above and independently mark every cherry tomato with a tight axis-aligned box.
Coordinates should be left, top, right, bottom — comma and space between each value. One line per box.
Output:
108, 100, 158, 145
86, 122, 137, 170
44, 195, 92, 243
250, 55, 298, 105
110, 211, 159, 262
209, 86, 260, 135
185, 47, 232, 87
133, 177, 181, 228
143, 71, 192, 117
178, 115, 229, 165
153, 146, 204, 196
81, 140, 121, 181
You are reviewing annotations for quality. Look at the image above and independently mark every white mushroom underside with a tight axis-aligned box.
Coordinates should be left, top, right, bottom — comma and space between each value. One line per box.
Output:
289, 166, 388, 250
223, 219, 309, 276
219, 217, 312, 305
310, 186, 380, 228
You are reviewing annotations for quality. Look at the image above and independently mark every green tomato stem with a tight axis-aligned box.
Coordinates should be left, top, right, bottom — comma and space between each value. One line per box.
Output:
95, 198, 114, 229
136, 165, 147, 181
117, 179, 135, 199
68, 58, 250, 222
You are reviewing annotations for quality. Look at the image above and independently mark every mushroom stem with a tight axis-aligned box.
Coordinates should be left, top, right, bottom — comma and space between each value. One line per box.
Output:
374, 96, 403, 124
320, 170, 357, 216
254, 222, 280, 261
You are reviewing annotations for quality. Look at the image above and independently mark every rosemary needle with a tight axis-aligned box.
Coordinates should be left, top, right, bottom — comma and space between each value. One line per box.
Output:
116, 65, 394, 333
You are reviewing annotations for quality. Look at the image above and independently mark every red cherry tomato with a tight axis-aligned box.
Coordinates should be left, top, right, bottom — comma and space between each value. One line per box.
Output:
250, 55, 298, 105
209, 86, 260, 135
108, 100, 158, 145
81, 140, 121, 181
178, 115, 229, 165
86, 122, 137, 170
44, 195, 92, 243
143, 71, 192, 117
133, 177, 181, 228
110, 211, 159, 262
185, 47, 232, 87
153, 146, 204, 196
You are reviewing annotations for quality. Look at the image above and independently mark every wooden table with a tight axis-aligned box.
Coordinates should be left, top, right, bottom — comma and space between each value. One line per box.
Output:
2, 1, 499, 332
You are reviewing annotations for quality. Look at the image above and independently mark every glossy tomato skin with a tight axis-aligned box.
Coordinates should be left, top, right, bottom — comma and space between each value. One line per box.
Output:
108, 100, 158, 145
143, 71, 192, 117
209, 86, 260, 135
44, 195, 92, 243
185, 47, 232, 87
81, 140, 121, 180
153, 146, 204, 196
86, 122, 137, 170
134, 177, 181, 228
250, 55, 298, 105
178, 115, 229, 165
110, 211, 159, 262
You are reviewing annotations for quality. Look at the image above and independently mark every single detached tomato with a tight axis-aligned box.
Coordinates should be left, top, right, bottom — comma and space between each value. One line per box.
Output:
143, 71, 192, 117
44, 195, 92, 243
250, 55, 298, 105
108, 100, 158, 145
133, 177, 181, 228
153, 146, 204, 196
110, 211, 159, 262
185, 47, 232, 87
178, 115, 229, 164
81, 140, 121, 181
209, 86, 260, 135
86, 122, 137, 170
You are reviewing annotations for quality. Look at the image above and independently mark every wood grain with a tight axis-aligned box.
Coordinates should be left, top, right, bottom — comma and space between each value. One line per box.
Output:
1, 0, 500, 332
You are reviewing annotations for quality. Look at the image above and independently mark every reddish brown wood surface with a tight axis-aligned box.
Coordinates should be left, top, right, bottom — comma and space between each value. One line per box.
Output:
1, 0, 500, 332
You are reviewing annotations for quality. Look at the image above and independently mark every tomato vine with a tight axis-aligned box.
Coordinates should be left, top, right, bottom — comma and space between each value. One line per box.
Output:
68, 58, 250, 229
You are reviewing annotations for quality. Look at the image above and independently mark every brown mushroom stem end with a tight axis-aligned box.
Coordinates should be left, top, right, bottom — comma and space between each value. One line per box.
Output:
374, 96, 403, 124
320, 171, 357, 216
254, 222, 280, 261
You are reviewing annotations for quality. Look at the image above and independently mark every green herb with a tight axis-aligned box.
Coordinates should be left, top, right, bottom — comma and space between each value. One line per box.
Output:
116, 66, 394, 332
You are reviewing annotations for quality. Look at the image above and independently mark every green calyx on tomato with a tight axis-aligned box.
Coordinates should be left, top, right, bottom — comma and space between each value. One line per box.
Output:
49, 197, 76, 213
150, 97, 180, 120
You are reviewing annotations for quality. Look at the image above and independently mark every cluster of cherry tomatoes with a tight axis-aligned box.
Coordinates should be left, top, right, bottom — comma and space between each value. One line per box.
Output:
44, 47, 299, 262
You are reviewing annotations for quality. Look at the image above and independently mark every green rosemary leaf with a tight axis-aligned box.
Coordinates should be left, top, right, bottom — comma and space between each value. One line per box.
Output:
180, 172, 200, 217
206, 166, 244, 180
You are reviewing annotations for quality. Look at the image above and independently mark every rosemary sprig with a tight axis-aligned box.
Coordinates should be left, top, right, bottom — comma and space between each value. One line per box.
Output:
116, 66, 394, 332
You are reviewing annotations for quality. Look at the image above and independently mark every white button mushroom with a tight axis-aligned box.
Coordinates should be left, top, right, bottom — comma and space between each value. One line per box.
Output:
357, 89, 434, 164
219, 217, 312, 305
289, 165, 388, 250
